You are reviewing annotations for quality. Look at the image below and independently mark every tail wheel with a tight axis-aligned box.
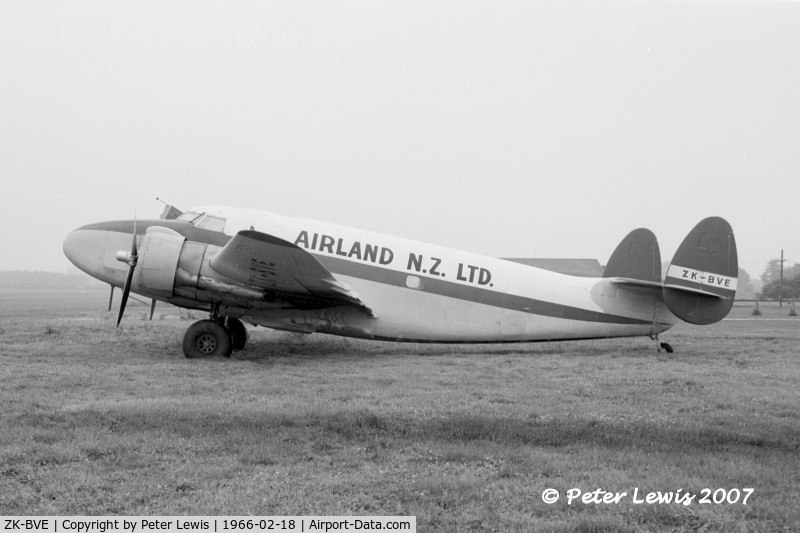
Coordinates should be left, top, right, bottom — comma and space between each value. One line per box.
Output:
183, 319, 233, 358
219, 317, 248, 351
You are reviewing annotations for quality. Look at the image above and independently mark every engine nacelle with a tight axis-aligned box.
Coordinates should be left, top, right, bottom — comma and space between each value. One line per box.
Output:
173, 241, 266, 305
132, 226, 186, 298
125, 225, 265, 307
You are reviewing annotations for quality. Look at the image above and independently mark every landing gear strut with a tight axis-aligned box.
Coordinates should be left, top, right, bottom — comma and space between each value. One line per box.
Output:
218, 316, 248, 351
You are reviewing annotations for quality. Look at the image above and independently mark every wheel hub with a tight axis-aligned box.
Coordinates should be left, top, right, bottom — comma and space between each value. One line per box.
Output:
197, 334, 217, 354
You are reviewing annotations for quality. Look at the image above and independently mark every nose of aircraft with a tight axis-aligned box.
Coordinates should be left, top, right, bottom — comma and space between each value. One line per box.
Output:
63, 227, 108, 280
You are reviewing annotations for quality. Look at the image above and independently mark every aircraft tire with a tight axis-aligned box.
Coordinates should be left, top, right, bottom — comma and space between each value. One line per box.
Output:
220, 317, 248, 351
183, 319, 233, 358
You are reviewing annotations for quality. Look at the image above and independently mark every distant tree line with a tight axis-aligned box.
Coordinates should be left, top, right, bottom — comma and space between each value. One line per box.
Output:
735, 268, 757, 299
0, 270, 100, 289
758, 260, 800, 301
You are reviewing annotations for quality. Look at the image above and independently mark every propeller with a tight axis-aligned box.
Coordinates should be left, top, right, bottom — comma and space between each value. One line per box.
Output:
107, 286, 115, 312
115, 218, 139, 326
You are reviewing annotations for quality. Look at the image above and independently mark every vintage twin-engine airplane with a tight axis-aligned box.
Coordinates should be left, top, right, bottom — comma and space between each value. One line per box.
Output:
63, 204, 738, 358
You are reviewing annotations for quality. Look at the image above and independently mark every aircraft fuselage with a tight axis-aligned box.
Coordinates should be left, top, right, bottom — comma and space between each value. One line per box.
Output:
64, 206, 677, 343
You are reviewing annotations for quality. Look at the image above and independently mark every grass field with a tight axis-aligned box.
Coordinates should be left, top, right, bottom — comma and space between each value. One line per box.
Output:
1, 288, 798, 532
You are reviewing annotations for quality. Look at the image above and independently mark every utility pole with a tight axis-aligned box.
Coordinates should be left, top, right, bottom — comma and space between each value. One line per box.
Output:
779, 249, 785, 308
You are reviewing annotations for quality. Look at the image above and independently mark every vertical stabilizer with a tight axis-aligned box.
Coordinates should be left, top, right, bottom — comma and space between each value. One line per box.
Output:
603, 228, 661, 282
663, 217, 737, 324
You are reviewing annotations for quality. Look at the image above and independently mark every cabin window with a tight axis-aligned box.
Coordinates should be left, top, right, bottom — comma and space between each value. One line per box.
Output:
405, 275, 424, 290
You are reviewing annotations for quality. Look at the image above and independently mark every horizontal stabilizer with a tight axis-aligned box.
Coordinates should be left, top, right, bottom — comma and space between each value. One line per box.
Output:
608, 277, 663, 293
662, 283, 725, 300
663, 217, 737, 324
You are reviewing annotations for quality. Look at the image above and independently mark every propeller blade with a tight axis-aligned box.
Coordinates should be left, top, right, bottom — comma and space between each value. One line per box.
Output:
149, 299, 157, 321
107, 285, 115, 312
130, 216, 138, 257
117, 263, 135, 326
116, 217, 139, 327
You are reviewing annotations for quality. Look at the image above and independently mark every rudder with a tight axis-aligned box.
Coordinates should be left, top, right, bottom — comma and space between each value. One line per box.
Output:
663, 217, 737, 325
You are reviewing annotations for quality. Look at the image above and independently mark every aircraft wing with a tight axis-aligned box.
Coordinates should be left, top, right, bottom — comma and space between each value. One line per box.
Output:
209, 230, 373, 315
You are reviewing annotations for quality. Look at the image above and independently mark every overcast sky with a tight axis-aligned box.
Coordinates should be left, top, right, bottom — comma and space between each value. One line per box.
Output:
1, 1, 798, 278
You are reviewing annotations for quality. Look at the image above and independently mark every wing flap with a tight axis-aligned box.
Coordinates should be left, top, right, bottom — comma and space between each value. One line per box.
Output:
210, 230, 373, 315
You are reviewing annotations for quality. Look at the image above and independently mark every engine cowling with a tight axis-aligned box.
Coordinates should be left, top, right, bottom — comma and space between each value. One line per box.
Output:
124, 225, 265, 307
131, 226, 186, 298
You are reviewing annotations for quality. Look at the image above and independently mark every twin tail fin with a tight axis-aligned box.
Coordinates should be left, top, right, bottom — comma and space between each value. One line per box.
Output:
605, 217, 738, 325
663, 217, 737, 325
603, 228, 662, 283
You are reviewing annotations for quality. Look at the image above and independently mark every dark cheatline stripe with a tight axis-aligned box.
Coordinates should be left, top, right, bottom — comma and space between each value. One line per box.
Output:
84, 220, 654, 325
315, 255, 655, 326
80, 220, 232, 247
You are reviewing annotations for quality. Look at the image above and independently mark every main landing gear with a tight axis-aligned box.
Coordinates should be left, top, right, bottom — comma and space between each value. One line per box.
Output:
182, 316, 248, 358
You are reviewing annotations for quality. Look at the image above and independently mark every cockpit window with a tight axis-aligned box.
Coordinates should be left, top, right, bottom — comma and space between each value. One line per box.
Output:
195, 214, 226, 231
176, 211, 203, 223
175, 211, 226, 231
